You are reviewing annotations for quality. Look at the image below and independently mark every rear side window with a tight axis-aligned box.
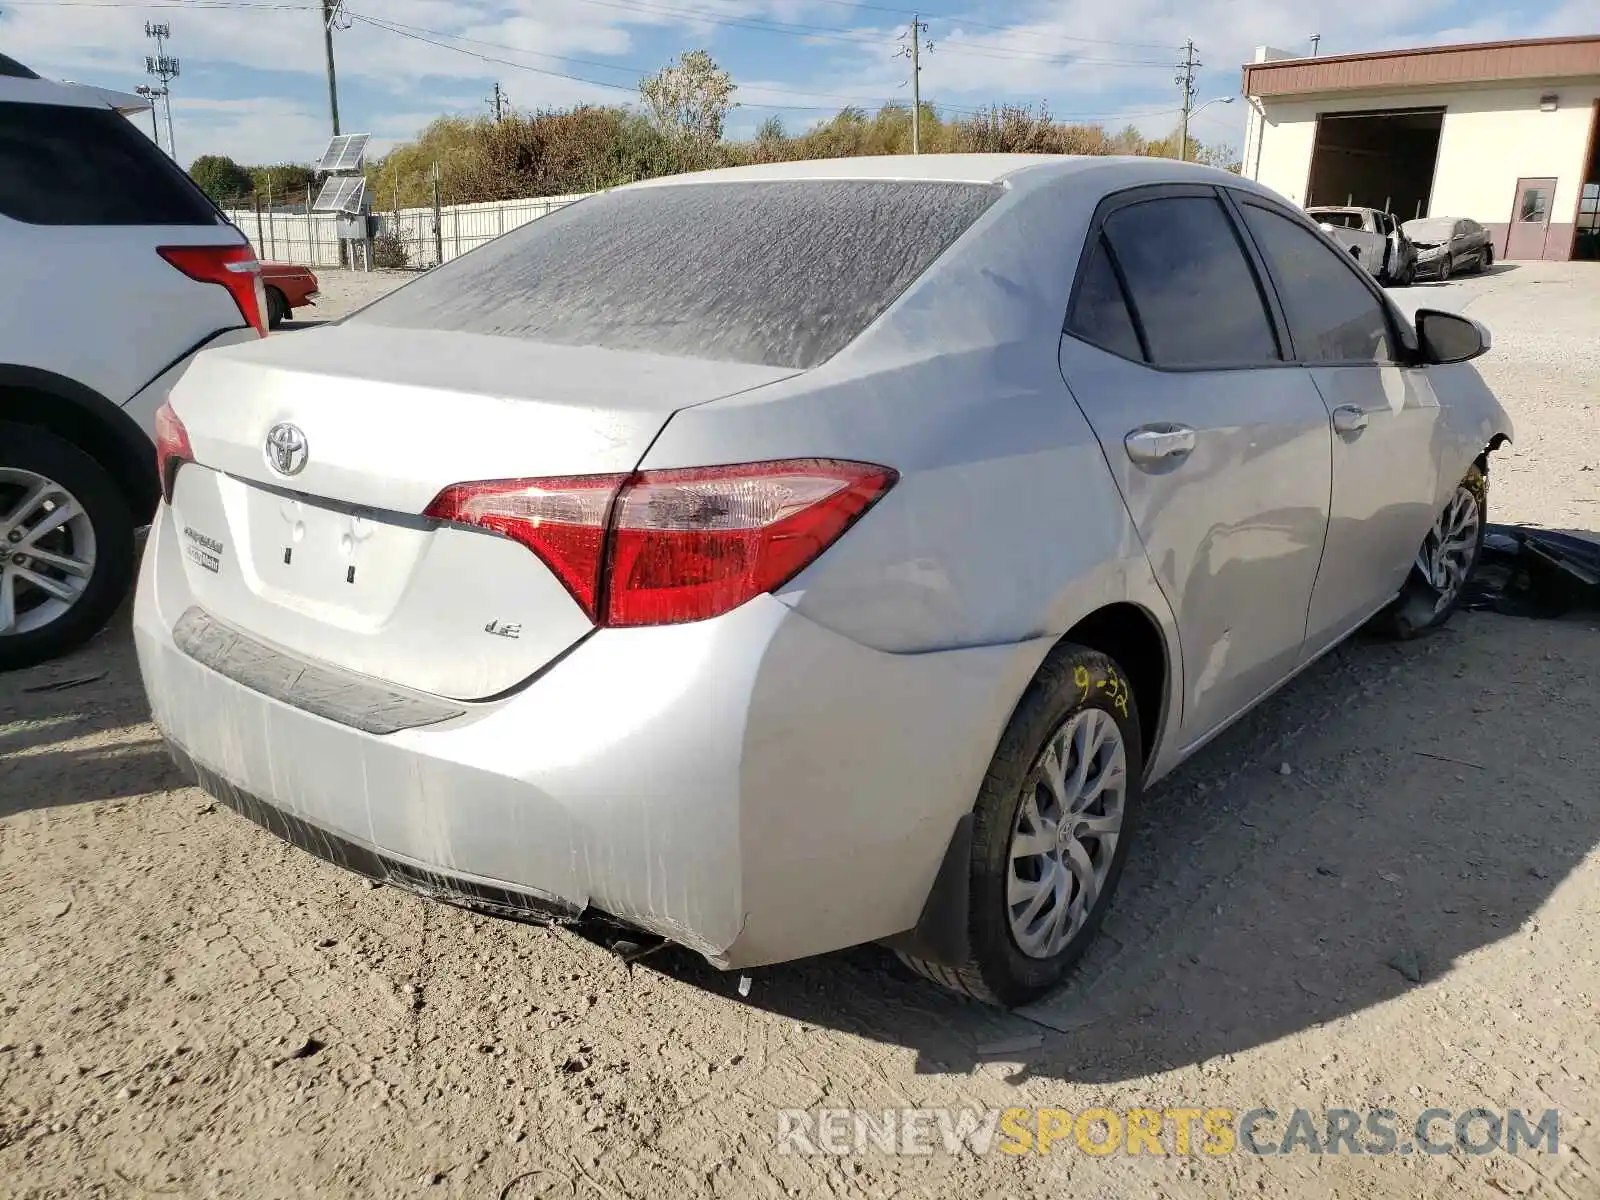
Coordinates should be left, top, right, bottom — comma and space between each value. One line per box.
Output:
1239, 203, 1393, 364
1099, 196, 1280, 368
0, 102, 222, 226
353, 180, 1002, 369
1066, 235, 1143, 360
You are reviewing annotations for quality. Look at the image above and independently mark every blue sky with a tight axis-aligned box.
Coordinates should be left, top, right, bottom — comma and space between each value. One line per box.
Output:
4, 0, 1594, 168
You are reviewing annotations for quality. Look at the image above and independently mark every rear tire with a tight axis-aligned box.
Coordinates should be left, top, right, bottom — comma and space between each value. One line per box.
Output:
1372, 464, 1486, 640
266, 286, 288, 329
0, 423, 135, 671
896, 644, 1144, 1007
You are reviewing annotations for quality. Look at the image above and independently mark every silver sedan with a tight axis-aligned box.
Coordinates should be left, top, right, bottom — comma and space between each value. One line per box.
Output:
134, 155, 1512, 1007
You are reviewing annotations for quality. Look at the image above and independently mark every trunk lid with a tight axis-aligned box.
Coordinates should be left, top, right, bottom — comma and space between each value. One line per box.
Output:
164, 326, 798, 699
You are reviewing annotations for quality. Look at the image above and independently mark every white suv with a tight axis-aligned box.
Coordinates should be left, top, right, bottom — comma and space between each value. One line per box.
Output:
1, 52, 265, 669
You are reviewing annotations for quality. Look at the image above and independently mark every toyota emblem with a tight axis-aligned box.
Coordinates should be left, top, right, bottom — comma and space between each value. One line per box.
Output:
264, 422, 309, 477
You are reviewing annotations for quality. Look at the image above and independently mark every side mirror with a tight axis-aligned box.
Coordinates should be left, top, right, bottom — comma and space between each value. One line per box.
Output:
1416, 309, 1491, 365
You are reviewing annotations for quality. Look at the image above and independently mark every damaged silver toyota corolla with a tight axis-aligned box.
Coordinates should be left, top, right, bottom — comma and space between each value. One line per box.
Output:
135, 155, 1513, 1007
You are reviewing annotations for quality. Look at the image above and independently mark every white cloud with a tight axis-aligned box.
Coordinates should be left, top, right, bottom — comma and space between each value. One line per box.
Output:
4, 0, 1593, 166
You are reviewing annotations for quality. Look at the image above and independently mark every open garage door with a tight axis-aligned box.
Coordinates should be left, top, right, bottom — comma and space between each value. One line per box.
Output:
1307, 108, 1444, 221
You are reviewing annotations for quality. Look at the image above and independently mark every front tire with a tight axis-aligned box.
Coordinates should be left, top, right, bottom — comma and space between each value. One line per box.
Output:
1373, 464, 1486, 640
897, 645, 1144, 1007
0, 424, 135, 671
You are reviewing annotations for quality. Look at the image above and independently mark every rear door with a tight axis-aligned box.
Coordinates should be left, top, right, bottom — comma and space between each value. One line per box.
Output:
1058, 185, 1333, 745
1233, 196, 1442, 650
0, 81, 248, 408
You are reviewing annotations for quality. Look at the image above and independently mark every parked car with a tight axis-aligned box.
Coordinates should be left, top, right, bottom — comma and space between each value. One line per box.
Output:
1402, 216, 1494, 280
0, 52, 265, 670
1305, 205, 1415, 285
259, 262, 319, 328
135, 156, 1511, 1008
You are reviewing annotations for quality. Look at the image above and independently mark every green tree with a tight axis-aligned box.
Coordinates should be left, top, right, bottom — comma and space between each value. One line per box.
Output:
188, 154, 253, 204
640, 50, 737, 146
248, 163, 317, 204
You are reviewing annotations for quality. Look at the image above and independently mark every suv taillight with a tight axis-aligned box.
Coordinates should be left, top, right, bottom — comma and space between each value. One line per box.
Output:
158, 244, 267, 337
423, 459, 898, 626
153, 400, 193, 503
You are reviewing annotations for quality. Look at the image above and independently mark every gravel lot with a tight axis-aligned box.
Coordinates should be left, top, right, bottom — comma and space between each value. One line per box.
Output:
2, 262, 1598, 1199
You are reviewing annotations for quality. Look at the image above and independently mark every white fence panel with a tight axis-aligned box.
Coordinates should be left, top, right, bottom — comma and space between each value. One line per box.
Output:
224, 192, 591, 270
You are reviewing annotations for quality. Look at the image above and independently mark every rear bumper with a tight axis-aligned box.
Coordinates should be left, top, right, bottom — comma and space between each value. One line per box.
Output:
134, 503, 1048, 969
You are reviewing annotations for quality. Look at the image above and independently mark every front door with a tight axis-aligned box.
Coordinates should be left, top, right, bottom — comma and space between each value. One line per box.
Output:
1233, 198, 1443, 650
1058, 187, 1333, 745
1505, 177, 1558, 260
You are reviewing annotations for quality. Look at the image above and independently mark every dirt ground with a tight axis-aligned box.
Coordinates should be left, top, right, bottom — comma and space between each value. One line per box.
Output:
2, 263, 1599, 1199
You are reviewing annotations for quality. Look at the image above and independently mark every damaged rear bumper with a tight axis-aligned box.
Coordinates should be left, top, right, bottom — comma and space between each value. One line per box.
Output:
134, 503, 1047, 970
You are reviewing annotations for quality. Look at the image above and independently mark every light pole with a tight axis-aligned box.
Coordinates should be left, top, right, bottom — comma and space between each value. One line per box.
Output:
134, 84, 162, 148
1190, 95, 1236, 122
1183, 94, 1235, 159
144, 22, 180, 161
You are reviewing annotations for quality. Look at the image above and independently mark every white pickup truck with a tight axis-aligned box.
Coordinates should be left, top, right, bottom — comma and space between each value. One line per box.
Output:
1305, 206, 1416, 287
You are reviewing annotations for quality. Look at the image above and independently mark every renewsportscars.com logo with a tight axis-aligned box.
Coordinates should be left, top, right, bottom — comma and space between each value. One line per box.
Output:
775, 1106, 1561, 1158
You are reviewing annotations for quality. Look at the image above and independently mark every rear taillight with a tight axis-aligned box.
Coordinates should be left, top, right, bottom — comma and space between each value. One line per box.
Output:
158, 244, 268, 337
153, 400, 193, 503
423, 459, 897, 627
423, 474, 626, 621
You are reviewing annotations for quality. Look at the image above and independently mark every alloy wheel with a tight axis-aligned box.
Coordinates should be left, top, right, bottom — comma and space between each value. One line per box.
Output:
1006, 707, 1128, 959
0, 468, 98, 638
1414, 483, 1480, 615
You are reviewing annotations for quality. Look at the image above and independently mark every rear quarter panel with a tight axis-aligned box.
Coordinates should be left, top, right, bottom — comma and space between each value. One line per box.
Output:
0, 216, 248, 406
641, 170, 1184, 753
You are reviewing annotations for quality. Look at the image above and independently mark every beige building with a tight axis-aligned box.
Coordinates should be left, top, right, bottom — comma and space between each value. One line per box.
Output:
1241, 36, 1600, 261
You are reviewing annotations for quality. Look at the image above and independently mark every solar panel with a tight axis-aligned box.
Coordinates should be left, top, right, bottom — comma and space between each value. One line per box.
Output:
311, 175, 367, 213
315, 132, 369, 172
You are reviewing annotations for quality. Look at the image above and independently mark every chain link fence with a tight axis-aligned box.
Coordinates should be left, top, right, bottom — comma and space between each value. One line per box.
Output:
221, 192, 591, 270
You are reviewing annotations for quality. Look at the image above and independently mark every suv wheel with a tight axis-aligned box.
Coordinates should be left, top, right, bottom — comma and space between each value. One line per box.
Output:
0, 423, 135, 671
897, 644, 1144, 1007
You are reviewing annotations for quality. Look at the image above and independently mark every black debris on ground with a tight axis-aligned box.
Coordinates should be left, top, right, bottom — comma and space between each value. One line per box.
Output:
1462, 525, 1600, 618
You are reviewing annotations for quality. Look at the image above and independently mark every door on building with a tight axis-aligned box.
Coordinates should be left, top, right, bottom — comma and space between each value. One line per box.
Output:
1505, 177, 1557, 260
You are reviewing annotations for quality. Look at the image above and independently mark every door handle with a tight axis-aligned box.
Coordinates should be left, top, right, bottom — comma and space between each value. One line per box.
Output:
1332, 405, 1370, 435
1124, 424, 1197, 465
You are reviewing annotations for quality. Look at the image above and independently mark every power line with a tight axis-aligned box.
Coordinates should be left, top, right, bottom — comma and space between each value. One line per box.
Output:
345, 10, 936, 113
776, 0, 1181, 50
5, 1, 315, 8
934, 40, 1173, 67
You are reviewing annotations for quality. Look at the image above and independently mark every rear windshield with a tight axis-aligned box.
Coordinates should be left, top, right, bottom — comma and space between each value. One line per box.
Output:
1309, 210, 1362, 229
1403, 218, 1455, 241
0, 102, 223, 226
351, 179, 1003, 369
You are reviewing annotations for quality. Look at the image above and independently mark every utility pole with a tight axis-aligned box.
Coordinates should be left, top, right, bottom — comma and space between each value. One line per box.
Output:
896, 14, 933, 154
431, 163, 444, 267
1310, 34, 1322, 57
143, 23, 180, 160
321, 0, 342, 135
488, 82, 506, 122
1175, 40, 1200, 162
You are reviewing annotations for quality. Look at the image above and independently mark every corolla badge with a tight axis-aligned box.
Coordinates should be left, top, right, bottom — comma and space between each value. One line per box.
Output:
264, 422, 309, 477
